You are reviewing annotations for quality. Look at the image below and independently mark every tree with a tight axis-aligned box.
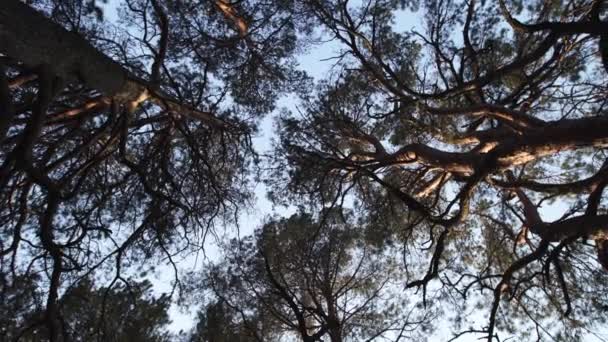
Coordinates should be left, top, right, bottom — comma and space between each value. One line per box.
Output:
1, 277, 172, 342
188, 301, 261, 342
5, 0, 608, 340
0, 274, 45, 341
192, 213, 432, 342
272, 0, 608, 340
0, 0, 306, 340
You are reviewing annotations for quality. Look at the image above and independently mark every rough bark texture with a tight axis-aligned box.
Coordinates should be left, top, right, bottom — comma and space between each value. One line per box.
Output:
1, 0, 227, 128
0, 0, 126, 94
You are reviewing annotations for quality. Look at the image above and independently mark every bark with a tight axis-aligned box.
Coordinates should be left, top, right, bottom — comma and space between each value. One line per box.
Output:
493, 117, 608, 167
601, 33, 608, 73
499, 0, 608, 35
597, 239, 608, 270
499, 0, 608, 73
492, 166, 608, 194
8, 72, 37, 89
383, 115, 608, 174
0, 0, 125, 94
390, 143, 478, 174
262, 251, 312, 341
216, 0, 248, 37
0, 63, 13, 141
0, 0, 226, 128
510, 185, 543, 231
487, 241, 549, 342
509, 171, 608, 241
42, 197, 63, 342
425, 104, 545, 130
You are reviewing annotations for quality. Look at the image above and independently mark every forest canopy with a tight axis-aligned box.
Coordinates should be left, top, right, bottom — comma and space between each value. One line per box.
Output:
1, 0, 608, 341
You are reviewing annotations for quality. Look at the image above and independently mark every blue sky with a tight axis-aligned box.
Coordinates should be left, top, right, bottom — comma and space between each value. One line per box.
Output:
152, 6, 428, 336
96, 2, 607, 340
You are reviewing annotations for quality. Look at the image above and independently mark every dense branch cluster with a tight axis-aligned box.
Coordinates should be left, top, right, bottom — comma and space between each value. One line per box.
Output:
271, 0, 608, 340
187, 213, 432, 342
1, 0, 608, 341
1, 0, 304, 340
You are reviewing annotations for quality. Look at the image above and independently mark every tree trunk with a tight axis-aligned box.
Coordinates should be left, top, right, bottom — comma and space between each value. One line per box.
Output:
0, 0, 225, 127
0, 0, 126, 94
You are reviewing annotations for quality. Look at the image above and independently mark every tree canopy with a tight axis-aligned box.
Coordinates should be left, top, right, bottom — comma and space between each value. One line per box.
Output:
186, 213, 431, 341
1, 277, 172, 341
1, 0, 608, 341
1, 0, 306, 339
271, 0, 608, 340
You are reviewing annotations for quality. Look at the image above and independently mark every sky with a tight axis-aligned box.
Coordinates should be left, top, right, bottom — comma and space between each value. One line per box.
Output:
162, 31, 353, 337
147, 5, 429, 337
96, 1, 606, 341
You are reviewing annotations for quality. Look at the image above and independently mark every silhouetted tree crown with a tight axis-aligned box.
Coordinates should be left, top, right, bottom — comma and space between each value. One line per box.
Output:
271, 0, 608, 340
1, 0, 307, 339
2, 0, 608, 341
1, 277, 171, 341
188, 213, 431, 342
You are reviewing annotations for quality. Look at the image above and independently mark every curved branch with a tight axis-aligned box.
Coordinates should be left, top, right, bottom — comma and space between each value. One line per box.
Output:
215, 0, 248, 37
149, 0, 169, 86
0, 63, 14, 141
424, 104, 545, 130
487, 240, 549, 342
492, 166, 608, 195
0, 0, 229, 129
499, 0, 608, 35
